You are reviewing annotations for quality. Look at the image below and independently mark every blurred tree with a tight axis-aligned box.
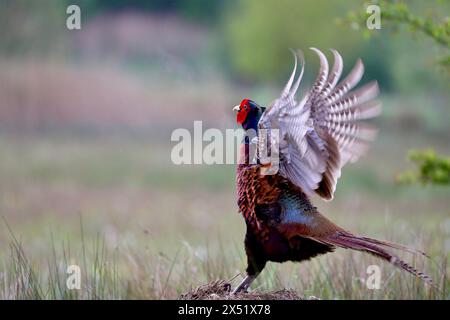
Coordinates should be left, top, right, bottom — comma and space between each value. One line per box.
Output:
340, 0, 450, 186
338, 0, 449, 75
397, 149, 450, 185
0, 0, 66, 57
222, 0, 367, 83
66, 0, 226, 23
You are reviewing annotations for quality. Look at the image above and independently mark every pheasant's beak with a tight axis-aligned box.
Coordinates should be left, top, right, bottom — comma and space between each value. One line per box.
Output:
233, 105, 240, 112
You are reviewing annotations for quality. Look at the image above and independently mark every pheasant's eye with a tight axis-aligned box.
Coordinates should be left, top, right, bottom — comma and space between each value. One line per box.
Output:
244, 105, 248, 111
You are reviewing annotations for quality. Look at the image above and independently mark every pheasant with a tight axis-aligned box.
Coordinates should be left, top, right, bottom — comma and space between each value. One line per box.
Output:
232, 48, 431, 294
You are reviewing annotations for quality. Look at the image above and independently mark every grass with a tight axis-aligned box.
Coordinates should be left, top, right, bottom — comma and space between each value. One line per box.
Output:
0, 134, 448, 300
0, 217, 448, 299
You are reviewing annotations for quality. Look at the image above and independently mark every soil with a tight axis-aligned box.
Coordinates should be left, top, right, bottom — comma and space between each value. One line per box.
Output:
179, 280, 317, 300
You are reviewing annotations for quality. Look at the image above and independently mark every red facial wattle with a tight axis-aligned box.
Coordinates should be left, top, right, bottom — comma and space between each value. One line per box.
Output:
237, 109, 249, 124
236, 99, 250, 124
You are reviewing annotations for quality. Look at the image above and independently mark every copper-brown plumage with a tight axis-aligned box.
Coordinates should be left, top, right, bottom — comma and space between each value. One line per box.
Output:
232, 48, 431, 293
235, 163, 432, 293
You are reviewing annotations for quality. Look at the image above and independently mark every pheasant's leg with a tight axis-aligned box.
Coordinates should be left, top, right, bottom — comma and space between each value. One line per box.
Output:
232, 274, 258, 294
234, 228, 267, 294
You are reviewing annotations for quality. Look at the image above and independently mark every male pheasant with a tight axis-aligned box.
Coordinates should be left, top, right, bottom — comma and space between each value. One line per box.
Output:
232, 48, 431, 293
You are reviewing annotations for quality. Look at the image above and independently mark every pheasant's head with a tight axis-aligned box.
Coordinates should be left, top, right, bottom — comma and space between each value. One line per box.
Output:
233, 99, 265, 131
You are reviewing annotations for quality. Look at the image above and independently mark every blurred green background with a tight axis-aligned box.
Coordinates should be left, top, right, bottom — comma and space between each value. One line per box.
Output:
0, 0, 448, 299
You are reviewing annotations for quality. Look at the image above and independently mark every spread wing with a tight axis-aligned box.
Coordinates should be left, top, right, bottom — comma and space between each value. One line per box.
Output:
258, 48, 381, 200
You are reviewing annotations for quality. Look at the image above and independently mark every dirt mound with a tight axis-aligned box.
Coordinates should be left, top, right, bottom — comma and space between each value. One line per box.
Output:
180, 280, 309, 300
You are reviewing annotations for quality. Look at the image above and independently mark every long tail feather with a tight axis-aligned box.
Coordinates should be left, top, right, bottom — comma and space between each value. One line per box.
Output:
320, 232, 433, 286
355, 235, 430, 258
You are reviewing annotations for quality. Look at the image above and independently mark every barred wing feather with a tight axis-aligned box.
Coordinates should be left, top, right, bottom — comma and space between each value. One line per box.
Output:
258, 48, 381, 200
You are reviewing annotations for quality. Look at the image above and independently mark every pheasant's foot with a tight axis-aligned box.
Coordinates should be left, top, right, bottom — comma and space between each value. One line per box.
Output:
231, 275, 257, 294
